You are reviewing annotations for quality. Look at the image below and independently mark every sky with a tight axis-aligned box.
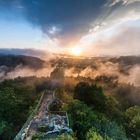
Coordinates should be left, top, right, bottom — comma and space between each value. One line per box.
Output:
0, 0, 140, 56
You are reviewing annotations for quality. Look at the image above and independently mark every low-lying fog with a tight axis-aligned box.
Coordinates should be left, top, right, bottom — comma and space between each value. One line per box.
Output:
1, 56, 140, 87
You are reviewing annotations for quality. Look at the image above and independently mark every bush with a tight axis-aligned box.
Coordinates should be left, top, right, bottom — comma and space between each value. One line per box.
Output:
74, 82, 106, 111
37, 125, 49, 132
125, 106, 140, 139
65, 100, 128, 140
49, 99, 62, 111
86, 129, 112, 140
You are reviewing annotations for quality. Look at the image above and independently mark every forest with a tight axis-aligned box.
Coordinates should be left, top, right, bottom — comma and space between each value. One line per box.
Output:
0, 55, 140, 140
1, 0, 140, 139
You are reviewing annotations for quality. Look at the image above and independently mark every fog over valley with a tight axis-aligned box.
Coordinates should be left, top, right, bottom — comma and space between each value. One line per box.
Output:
0, 0, 140, 139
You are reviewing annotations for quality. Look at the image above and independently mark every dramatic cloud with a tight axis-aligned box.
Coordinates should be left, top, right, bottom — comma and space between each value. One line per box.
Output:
0, 0, 105, 45
107, 0, 140, 6
0, 0, 129, 44
79, 26, 140, 56
0, 0, 140, 55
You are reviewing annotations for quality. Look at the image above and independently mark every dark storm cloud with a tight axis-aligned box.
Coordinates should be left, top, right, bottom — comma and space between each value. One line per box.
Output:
23, 0, 105, 34
0, 0, 106, 44
1, 0, 140, 46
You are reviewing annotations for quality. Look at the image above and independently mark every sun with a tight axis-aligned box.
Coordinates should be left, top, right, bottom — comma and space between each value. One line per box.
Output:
70, 47, 82, 56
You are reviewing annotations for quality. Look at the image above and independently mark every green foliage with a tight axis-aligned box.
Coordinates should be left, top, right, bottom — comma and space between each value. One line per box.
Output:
86, 131, 104, 140
50, 134, 75, 140
0, 77, 139, 140
32, 134, 75, 140
49, 99, 62, 111
113, 84, 140, 109
74, 83, 122, 119
94, 118, 128, 140
56, 88, 72, 102
125, 106, 140, 139
65, 100, 128, 140
74, 82, 106, 111
65, 100, 98, 139
86, 129, 112, 140
105, 96, 124, 123
0, 79, 39, 140
0, 121, 6, 135
37, 125, 49, 132
0, 87, 23, 125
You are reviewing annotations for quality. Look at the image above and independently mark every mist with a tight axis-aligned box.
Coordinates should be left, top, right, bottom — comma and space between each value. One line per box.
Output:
64, 60, 140, 87
1, 56, 140, 87
0, 64, 54, 81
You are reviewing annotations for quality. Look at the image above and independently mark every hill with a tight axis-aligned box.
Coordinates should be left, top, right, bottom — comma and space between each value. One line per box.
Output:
0, 55, 45, 69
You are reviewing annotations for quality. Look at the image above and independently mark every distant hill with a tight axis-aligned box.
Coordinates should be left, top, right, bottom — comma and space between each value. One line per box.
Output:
0, 48, 47, 58
0, 55, 45, 69
110, 56, 140, 65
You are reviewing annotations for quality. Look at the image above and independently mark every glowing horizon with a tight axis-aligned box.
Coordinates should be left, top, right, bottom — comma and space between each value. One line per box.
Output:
0, 0, 140, 56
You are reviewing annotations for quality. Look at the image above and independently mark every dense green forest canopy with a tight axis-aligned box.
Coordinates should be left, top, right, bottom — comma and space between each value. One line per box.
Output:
0, 76, 140, 140
0, 55, 140, 139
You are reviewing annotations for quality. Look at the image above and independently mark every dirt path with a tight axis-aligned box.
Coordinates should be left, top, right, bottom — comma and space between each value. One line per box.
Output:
25, 91, 54, 139
36, 93, 53, 119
